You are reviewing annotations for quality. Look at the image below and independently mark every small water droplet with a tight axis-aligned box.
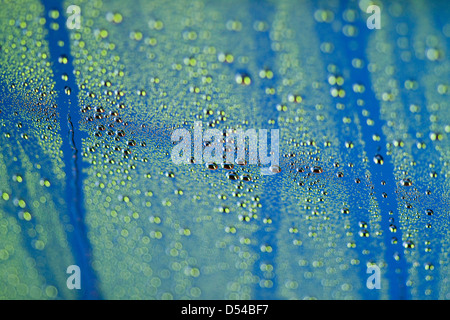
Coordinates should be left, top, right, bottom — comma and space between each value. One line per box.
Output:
235, 158, 247, 166
373, 154, 384, 165
310, 166, 323, 173
269, 165, 281, 174
359, 229, 370, 237
235, 72, 251, 85
227, 172, 239, 180
400, 178, 412, 186
403, 240, 415, 249
222, 163, 234, 170
206, 162, 218, 170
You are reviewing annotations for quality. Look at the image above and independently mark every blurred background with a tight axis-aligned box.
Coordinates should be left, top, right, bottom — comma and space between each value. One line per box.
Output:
0, 0, 449, 299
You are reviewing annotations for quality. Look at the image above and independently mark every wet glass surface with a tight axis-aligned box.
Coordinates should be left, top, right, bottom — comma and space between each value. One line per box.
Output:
0, 0, 449, 299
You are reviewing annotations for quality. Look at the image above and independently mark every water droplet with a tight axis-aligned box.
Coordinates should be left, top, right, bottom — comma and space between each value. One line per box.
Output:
288, 94, 303, 103
310, 166, 323, 173
359, 229, 370, 237
269, 165, 281, 174
400, 178, 412, 186
58, 54, 68, 64
235, 72, 251, 85
403, 240, 415, 249
206, 162, 218, 170
235, 158, 247, 166
424, 263, 434, 270
222, 163, 234, 170
373, 154, 384, 165
227, 172, 239, 180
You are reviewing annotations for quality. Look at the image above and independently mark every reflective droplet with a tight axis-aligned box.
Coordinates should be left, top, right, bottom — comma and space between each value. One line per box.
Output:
359, 229, 370, 237
228, 172, 239, 180
235, 158, 247, 166
345, 141, 354, 148
206, 162, 218, 170
373, 154, 384, 165
310, 166, 323, 174
359, 221, 368, 228
58, 54, 68, 64
235, 72, 251, 85
424, 263, 434, 270
400, 178, 412, 186
222, 163, 234, 170
403, 240, 415, 249
269, 165, 281, 174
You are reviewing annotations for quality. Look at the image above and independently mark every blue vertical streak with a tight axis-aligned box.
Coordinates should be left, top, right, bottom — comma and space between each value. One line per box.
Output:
311, 6, 381, 300
41, 0, 102, 299
336, 1, 411, 299
246, 0, 281, 299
